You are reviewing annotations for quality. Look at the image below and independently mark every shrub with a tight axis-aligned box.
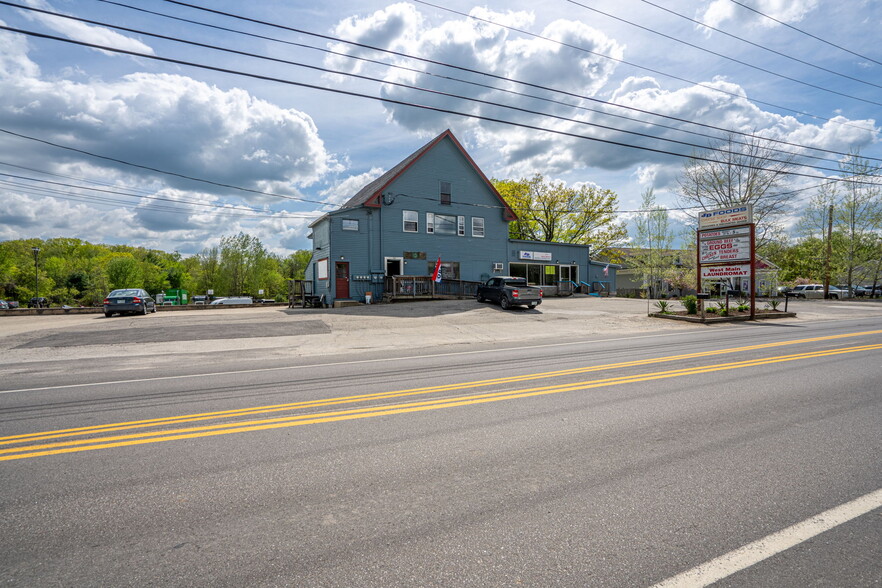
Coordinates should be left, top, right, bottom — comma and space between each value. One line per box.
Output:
736, 299, 750, 312
715, 300, 728, 316
682, 295, 698, 314
765, 299, 781, 311
654, 300, 671, 314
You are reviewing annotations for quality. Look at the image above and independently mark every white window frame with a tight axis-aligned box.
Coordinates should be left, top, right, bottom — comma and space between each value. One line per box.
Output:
403, 210, 418, 233
317, 257, 329, 280
471, 216, 485, 238
440, 181, 452, 205
341, 219, 359, 231
457, 215, 465, 236
426, 212, 435, 234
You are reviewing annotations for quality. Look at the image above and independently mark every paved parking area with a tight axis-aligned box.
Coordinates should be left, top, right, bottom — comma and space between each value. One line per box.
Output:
1, 296, 880, 365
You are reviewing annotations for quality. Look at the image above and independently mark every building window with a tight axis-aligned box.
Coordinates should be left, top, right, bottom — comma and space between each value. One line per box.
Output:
427, 260, 460, 279
317, 258, 329, 280
341, 219, 358, 231
434, 214, 457, 235
457, 215, 465, 236
440, 181, 451, 205
403, 210, 418, 232
471, 217, 484, 237
426, 213, 434, 234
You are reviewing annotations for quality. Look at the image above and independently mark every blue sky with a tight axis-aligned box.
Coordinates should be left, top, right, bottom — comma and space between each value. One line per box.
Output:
0, 0, 879, 255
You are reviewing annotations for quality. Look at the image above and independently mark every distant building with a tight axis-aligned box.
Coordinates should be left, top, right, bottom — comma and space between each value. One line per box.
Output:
305, 130, 616, 305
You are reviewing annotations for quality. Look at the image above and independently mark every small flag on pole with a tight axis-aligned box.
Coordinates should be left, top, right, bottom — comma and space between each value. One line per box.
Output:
603, 264, 609, 276
432, 257, 442, 282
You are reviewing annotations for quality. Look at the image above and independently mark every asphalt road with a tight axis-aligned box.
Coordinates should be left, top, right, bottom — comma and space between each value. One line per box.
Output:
1, 300, 880, 587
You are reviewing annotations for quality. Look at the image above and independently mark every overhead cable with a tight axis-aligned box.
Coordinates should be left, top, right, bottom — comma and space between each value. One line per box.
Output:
727, 0, 882, 67
83, 0, 878, 164
566, 0, 880, 93
1, 25, 880, 188
1, 4, 851, 170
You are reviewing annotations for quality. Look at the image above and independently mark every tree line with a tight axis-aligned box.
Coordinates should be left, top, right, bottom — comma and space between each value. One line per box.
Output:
0, 233, 311, 306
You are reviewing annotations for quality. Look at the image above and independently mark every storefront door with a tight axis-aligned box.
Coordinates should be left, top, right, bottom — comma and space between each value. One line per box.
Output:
335, 262, 349, 299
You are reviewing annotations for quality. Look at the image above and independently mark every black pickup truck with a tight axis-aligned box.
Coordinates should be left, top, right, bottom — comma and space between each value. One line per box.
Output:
476, 276, 543, 310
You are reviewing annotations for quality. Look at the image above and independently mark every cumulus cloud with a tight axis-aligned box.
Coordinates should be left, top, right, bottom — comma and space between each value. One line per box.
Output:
0, 34, 339, 196
0, 25, 339, 253
19, 0, 154, 55
319, 167, 386, 206
699, 0, 820, 29
326, 5, 624, 133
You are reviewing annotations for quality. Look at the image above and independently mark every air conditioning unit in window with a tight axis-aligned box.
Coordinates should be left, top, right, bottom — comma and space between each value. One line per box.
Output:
492, 263, 504, 272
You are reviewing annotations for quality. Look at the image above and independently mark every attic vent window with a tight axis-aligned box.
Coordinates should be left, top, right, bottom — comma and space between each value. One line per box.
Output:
440, 181, 451, 205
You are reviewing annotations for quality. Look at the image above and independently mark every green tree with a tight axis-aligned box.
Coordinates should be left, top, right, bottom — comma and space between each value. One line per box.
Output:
493, 174, 627, 258
630, 188, 676, 297
282, 250, 312, 280
678, 133, 798, 246
106, 255, 142, 290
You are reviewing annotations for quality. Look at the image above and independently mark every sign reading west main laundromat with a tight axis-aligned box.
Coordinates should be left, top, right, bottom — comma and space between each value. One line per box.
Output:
700, 264, 752, 279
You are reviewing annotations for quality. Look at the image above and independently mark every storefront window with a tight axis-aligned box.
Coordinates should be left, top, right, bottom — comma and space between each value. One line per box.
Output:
527, 264, 541, 285
510, 263, 527, 279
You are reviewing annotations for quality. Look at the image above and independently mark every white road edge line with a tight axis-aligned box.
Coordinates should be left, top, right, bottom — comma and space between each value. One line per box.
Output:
651, 488, 882, 587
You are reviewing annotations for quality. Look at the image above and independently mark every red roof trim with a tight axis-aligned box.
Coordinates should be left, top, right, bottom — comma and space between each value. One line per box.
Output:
363, 130, 517, 220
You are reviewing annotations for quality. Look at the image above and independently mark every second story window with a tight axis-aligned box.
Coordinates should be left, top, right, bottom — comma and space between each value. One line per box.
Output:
426, 213, 435, 234
403, 210, 418, 232
472, 217, 485, 237
440, 181, 451, 205
341, 219, 359, 231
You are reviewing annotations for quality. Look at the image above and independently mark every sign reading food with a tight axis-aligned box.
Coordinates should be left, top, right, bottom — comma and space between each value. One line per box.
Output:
698, 204, 753, 230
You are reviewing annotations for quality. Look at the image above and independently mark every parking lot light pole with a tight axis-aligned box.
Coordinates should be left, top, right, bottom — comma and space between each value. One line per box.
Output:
31, 246, 40, 301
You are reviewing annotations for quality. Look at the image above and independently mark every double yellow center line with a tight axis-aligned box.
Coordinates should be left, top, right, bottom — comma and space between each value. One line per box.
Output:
2, 330, 880, 461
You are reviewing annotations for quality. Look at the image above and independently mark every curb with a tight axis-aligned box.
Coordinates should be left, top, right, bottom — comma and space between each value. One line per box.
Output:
648, 312, 797, 323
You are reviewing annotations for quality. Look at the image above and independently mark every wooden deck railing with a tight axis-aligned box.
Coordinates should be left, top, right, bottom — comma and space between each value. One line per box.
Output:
384, 276, 482, 300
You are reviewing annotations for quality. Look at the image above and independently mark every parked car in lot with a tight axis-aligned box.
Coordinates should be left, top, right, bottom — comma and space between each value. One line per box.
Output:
789, 284, 843, 299
0, 300, 8, 310
28, 297, 49, 308
476, 276, 542, 310
855, 285, 881, 297
103, 289, 156, 317
5, 300, 19, 309
208, 297, 253, 305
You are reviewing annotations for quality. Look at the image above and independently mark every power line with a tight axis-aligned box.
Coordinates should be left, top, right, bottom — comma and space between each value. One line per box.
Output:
0, 170, 321, 219
565, 0, 881, 94
727, 0, 882, 67
0, 128, 338, 207
636, 0, 882, 82
3, 4, 850, 172
141, 0, 880, 151
86, 0, 879, 165
411, 0, 882, 125
2, 25, 880, 188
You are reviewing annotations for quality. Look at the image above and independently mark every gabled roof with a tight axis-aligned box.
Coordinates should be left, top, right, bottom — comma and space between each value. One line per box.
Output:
337, 129, 517, 221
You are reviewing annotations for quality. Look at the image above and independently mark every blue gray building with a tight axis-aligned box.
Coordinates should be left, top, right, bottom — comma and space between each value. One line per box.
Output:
306, 130, 616, 304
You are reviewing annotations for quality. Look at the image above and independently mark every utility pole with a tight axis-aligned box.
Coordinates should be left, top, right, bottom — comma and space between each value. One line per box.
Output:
823, 204, 833, 298
31, 247, 40, 302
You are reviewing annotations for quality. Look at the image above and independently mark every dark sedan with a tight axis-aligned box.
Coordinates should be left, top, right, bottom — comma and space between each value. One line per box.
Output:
103, 289, 156, 317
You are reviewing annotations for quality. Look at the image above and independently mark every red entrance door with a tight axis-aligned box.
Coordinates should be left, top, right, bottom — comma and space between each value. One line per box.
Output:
335, 262, 350, 299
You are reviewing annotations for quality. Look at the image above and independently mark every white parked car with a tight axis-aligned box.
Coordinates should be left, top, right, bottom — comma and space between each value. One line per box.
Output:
208, 297, 253, 305
790, 285, 843, 299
